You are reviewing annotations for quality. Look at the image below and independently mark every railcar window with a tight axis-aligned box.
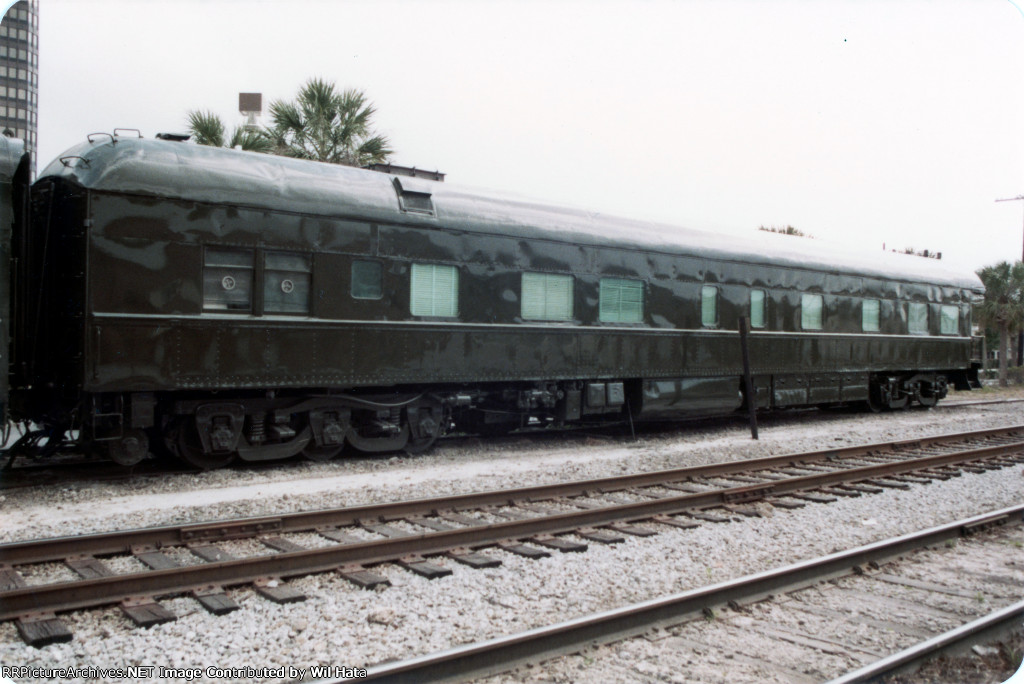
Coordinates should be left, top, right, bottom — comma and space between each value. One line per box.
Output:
749, 289, 765, 328
522, 272, 574, 321
801, 294, 823, 330
908, 302, 928, 334
352, 260, 384, 299
599, 278, 644, 323
264, 252, 312, 314
203, 247, 254, 313
701, 286, 719, 327
411, 263, 459, 317
862, 299, 880, 332
940, 304, 959, 335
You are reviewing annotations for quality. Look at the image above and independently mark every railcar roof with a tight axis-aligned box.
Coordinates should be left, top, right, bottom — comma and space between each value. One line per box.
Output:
40, 138, 983, 293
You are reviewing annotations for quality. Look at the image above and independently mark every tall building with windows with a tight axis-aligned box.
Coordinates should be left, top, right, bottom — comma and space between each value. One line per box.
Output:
0, 1, 38, 176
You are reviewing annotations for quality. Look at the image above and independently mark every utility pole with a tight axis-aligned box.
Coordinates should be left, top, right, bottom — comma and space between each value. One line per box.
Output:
995, 195, 1024, 367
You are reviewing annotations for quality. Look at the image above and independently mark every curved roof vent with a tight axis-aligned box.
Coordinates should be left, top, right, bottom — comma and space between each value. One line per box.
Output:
392, 176, 435, 216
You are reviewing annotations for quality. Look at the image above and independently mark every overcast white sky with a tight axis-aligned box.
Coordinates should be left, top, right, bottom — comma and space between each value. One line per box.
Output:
14, 0, 1024, 274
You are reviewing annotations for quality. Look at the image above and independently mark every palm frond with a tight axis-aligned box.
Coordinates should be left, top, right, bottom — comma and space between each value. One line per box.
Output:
228, 127, 274, 154
355, 135, 393, 165
187, 110, 226, 148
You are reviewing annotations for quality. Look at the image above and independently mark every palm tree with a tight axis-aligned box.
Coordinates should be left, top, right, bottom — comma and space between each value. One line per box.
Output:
976, 261, 1024, 387
186, 110, 274, 153
264, 78, 392, 166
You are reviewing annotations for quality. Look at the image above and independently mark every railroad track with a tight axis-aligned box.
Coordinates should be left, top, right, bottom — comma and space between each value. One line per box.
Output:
348, 505, 1024, 683
939, 396, 1024, 408
1, 424, 1022, 648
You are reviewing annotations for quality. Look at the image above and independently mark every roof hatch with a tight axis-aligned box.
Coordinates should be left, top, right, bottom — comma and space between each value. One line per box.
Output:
392, 176, 435, 216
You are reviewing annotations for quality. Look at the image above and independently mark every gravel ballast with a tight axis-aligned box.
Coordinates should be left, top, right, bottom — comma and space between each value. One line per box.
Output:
0, 401, 1022, 683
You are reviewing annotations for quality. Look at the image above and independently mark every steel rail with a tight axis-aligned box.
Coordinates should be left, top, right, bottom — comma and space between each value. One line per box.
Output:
322, 505, 1024, 684
824, 599, 1024, 684
0, 440, 1022, 620
2, 424, 1021, 566
940, 397, 1024, 408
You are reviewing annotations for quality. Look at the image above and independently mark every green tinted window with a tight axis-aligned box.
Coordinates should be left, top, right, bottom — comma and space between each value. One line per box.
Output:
599, 278, 644, 323
264, 252, 311, 314
522, 272, 574, 321
411, 263, 459, 317
352, 260, 383, 299
801, 293, 823, 330
701, 286, 718, 327
940, 304, 959, 335
749, 289, 765, 328
862, 299, 880, 332
908, 302, 928, 334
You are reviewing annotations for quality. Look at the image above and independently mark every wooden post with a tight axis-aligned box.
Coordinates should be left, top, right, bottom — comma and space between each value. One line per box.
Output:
739, 317, 759, 440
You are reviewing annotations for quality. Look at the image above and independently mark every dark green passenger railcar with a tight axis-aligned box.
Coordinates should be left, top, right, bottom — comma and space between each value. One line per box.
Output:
8, 136, 984, 467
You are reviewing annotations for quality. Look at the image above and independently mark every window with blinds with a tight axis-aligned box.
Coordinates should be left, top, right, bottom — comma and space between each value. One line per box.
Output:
749, 289, 765, 328
862, 299, 880, 332
410, 263, 459, 317
599, 278, 644, 323
521, 272, 574, 321
801, 293, 823, 330
203, 247, 254, 312
908, 302, 928, 334
264, 252, 311, 314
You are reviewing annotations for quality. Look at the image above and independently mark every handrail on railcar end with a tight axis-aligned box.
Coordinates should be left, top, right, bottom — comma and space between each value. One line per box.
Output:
970, 334, 984, 364
58, 156, 90, 168
86, 132, 114, 145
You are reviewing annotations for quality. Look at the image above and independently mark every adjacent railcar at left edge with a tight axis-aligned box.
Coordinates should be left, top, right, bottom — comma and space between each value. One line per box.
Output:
0, 136, 29, 434
5, 135, 985, 469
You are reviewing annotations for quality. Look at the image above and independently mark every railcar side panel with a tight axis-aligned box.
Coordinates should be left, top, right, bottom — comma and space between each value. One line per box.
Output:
82, 317, 971, 395
89, 237, 201, 314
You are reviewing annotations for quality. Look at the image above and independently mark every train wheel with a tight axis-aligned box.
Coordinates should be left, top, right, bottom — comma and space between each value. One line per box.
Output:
105, 429, 150, 467
405, 400, 444, 454
866, 391, 885, 413
149, 422, 178, 462
302, 443, 345, 462
889, 394, 909, 410
404, 429, 439, 454
347, 424, 410, 454
175, 419, 236, 470
917, 379, 941, 408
